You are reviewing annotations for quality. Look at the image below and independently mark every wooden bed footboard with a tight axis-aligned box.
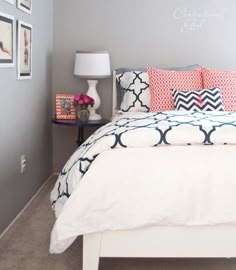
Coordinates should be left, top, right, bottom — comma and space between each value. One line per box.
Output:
83, 225, 236, 270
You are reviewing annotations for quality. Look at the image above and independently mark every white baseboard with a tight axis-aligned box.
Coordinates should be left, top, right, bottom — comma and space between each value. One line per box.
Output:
0, 173, 55, 240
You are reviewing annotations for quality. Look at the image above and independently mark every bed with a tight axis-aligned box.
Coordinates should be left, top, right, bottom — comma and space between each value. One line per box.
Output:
50, 67, 236, 270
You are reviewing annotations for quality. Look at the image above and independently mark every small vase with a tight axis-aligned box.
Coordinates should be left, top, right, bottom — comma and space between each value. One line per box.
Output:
76, 104, 89, 121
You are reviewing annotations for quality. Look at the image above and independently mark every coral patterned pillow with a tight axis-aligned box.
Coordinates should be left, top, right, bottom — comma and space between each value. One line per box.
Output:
147, 67, 203, 111
202, 67, 236, 111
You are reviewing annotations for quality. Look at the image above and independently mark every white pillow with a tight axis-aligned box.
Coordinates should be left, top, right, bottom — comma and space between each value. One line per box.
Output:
116, 71, 150, 112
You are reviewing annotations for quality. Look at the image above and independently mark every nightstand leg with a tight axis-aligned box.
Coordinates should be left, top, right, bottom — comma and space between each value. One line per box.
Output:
77, 126, 84, 146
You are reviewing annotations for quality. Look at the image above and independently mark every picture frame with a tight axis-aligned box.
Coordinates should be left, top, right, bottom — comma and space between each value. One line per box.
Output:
55, 94, 76, 120
3, 0, 15, 5
17, 0, 32, 14
0, 12, 15, 67
17, 20, 32, 79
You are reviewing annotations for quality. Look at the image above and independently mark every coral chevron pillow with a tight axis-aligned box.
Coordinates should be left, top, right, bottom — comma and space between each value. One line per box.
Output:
147, 67, 203, 111
171, 87, 224, 111
202, 67, 236, 111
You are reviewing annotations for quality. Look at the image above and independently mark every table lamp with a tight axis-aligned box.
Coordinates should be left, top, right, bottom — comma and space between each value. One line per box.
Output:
74, 51, 111, 120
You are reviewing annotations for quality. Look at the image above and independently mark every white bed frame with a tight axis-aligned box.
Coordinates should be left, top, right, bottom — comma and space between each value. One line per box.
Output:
84, 226, 236, 270
83, 71, 236, 270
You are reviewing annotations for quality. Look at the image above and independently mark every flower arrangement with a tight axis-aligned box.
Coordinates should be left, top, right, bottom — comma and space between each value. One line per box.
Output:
74, 93, 94, 121
74, 93, 94, 107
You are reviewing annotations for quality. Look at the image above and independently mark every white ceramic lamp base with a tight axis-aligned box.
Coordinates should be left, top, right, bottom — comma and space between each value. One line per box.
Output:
86, 80, 102, 120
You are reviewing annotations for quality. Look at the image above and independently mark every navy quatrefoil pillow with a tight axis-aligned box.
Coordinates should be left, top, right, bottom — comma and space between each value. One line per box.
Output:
171, 87, 224, 111
116, 71, 150, 112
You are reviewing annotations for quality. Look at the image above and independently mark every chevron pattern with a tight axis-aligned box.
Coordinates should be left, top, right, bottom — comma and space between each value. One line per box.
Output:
202, 67, 236, 111
171, 87, 224, 111
147, 66, 203, 111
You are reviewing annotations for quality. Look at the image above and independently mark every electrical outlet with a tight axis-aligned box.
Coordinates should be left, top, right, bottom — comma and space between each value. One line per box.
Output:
21, 155, 26, 174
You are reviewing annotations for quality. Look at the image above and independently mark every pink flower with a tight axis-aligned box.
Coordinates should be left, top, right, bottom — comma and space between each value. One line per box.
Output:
83, 96, 90, 104
74, 93, 82, 102
74, 93, 95, 107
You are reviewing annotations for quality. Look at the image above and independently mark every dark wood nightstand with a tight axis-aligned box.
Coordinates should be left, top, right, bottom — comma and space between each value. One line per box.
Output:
52, 118, 109, 147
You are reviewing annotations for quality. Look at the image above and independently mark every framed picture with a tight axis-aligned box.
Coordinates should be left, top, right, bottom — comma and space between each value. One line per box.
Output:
17, 20, 32, 79
0, 12, 14, 67
55, 94, 76, 120
17, 0, 32, 14
3, 0, 15, 5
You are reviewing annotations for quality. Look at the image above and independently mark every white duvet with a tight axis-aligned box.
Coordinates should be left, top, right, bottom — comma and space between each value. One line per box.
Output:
50, 111, 236, 253
50, 145, 236, 253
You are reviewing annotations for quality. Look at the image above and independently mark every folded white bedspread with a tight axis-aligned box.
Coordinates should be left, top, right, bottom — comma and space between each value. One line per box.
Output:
50, 145, 236, 253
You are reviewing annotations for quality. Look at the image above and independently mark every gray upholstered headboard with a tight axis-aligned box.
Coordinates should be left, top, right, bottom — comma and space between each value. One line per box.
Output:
112, 64, 199, 117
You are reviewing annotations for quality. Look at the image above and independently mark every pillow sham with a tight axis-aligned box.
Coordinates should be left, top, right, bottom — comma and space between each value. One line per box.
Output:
202, 67, 236, 111
116, 71, 150, 112
116, 65, 199, 113
115, 64, 199, 75
171, 87, 224, 111
147, 67, 203, 111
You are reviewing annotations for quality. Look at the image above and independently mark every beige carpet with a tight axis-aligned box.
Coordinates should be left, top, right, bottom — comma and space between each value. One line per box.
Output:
1, 177, 236, 270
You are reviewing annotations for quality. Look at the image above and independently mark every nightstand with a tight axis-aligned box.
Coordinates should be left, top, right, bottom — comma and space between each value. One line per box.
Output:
52, 118, 109, 147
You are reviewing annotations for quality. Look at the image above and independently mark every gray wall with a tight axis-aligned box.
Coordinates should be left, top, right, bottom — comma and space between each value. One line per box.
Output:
0, 0, 53, 234
53, 0, 236, 171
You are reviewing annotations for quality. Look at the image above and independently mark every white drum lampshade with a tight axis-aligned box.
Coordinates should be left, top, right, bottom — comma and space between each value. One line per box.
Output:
74, 51, 111, 121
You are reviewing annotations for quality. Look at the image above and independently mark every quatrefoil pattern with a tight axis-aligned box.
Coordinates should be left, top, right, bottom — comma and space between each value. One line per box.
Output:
116, 71, 150, 112
51, 111, 236, 215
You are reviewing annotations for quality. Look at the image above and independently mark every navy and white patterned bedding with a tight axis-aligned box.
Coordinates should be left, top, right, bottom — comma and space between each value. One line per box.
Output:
51, 111, 236, 216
